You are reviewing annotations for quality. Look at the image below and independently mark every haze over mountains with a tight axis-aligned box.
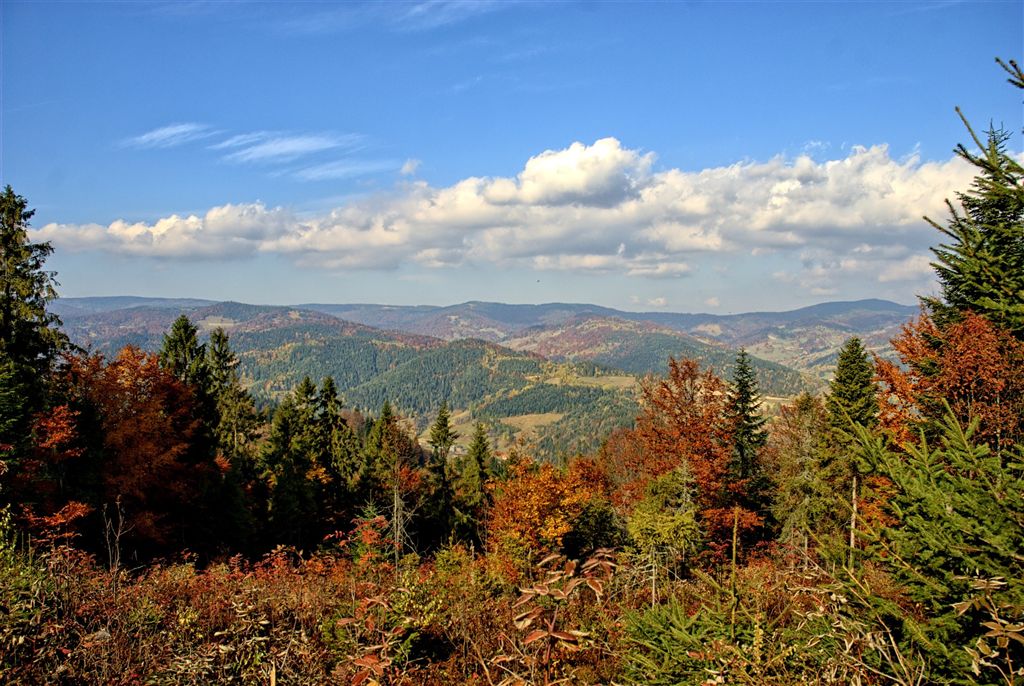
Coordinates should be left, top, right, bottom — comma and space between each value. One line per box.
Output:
54, 296, 916, 459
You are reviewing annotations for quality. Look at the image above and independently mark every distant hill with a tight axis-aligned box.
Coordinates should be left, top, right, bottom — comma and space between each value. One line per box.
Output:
301, 298, 917, 378
502, 316, 811, 396
300, 301, 622, 342
57, 300, 642, 459
56, 295, 903, 457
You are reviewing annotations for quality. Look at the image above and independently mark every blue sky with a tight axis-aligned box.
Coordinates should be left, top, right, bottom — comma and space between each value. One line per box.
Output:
2, 1, 1021, 313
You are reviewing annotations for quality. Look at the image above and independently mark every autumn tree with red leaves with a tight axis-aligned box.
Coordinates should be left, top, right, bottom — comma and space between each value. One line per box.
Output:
603, 357, 763, 561
67, 347, 223, 556
487, 453, 602, 577
876, 310, 1024, 453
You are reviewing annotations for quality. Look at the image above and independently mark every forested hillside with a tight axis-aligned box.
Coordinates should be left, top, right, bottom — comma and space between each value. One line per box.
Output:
59, 297, 813, 459
299, 298, 915, 378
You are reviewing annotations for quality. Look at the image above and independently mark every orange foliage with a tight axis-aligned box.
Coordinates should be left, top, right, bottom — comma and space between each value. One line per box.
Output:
34, 404, 83, 458
68, 347, 211, 546
598, 357, 763, 561
7, 404, 88, 536
635, 358, 733, 506
877, 312, 1024, 450
487, 455, 599, 570
21, 500, 92, 544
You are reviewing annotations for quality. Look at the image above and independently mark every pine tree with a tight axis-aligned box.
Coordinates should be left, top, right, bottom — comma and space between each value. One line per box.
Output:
158, 315, 209, 391
825, 337, 878, 441
925, 58, 1024, 338
0, 186, 66, 438
726, 349, 768, 489
452, 422, 492, 544
428, 401, 458, 465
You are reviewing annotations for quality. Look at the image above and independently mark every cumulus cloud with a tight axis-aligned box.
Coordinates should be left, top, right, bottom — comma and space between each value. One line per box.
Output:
33, 203, 293, 259
704, 296, 720, 307
37, 137, 975, 288
121, 123, 216, 149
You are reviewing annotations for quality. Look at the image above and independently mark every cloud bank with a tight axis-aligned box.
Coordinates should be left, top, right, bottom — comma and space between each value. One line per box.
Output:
37, 137, 975, 290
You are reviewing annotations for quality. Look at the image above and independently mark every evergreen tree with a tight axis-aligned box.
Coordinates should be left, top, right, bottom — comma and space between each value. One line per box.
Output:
316, 376, 360, 527
0, 186, 66, 450
846, 412, 1024, 684
0, 186, 66, 384
206, 328, 237, 399
925, 58, 1024, 338
726, 349, 768, 489
428, 401, 458, 465
158, 315, 209, 392
205, 328, 259, 460
825, 337, 878, 441
452, 422, 492, 544
422, 402, 460, 547
259, 395, 317, 548
158, 315, 217, 463
769, 393, 832, 551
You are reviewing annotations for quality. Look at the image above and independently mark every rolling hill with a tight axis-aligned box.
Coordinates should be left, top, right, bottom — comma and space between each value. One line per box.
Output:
56, 300, 643, 458
300, 298, 917, 377
57, 295, 899, 457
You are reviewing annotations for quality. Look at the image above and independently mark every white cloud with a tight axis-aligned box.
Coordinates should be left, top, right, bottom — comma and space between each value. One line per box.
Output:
33, 203, 292, 259
294, 159, 398, 181
704, 296, 720, 307
38, 137, 975, 289
400, 159, 422, 176
394, 0, 502, 31
878, 254, 934, 282
647, 297, 668, 307
223, 133, 364, 164
121, 123, 216, 149
209, 131, 273, 150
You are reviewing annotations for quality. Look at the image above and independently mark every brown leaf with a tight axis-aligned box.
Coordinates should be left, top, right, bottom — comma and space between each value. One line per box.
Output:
523, 629, 549, 645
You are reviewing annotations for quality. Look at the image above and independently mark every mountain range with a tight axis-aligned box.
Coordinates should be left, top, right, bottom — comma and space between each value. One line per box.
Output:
52, 296, 917, 458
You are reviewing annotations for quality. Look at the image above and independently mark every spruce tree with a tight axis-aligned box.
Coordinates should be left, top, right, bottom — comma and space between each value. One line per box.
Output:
848, 412, 1024, 684
159, 315, 209, 391
925, 58, 1024, 338
428, 401, 458, 465
316, 376, 360, 526
159, 315, 216, 460
818, 337, 879, 555
727, 349, 768, 484
206, 328, 237, 399
0, 186, 66, 436
825, 337, 878, 440
422, 402, 459, 546
452, 422, 492, 544
770, 393, 832, 551
205, 328, 259, 460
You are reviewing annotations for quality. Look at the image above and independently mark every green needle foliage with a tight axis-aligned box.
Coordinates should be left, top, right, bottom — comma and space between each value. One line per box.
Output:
847, 410, 1024, 684
727, 349, 769, 513
925, 58, 1024, 339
